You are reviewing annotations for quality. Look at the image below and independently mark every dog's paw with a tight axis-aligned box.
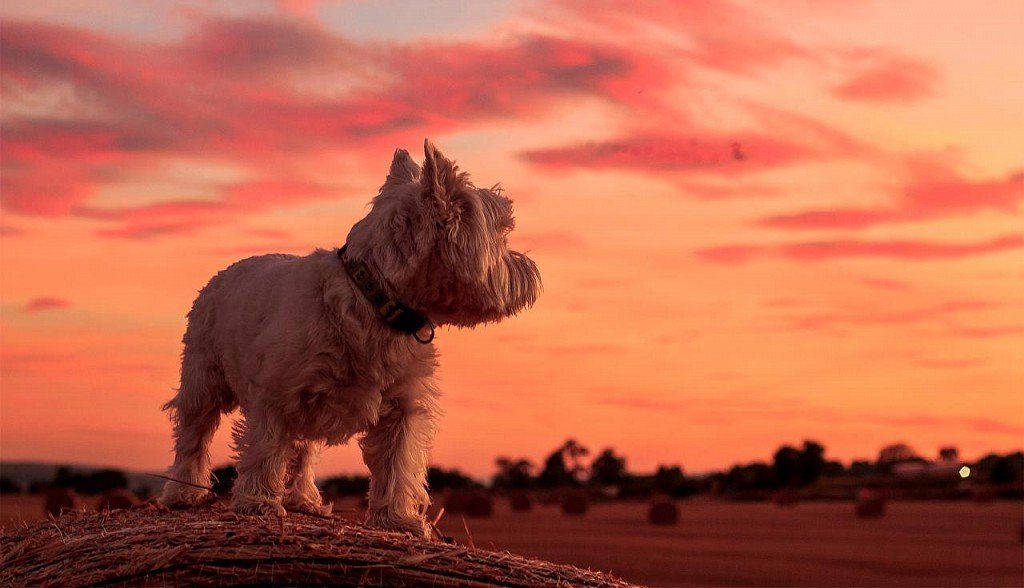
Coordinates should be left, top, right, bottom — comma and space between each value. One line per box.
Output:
365, 510, 432, 539
283, 494, 333, 516
231, 496, 287, 517
158, 484, 214, 509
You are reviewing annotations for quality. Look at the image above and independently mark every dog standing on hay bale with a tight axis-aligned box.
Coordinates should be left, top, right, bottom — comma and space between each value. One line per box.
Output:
159, 140, 541, 538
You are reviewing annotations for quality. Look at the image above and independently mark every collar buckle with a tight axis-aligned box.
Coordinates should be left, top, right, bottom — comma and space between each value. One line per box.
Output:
338, 244, 435, 345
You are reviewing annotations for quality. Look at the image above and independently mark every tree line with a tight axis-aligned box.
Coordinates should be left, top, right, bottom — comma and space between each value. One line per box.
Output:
1, 442, 1020, 497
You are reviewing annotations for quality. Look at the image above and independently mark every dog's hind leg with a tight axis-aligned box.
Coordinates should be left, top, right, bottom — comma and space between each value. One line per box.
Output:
283, 440, 331, 515
159, 350, 229, 508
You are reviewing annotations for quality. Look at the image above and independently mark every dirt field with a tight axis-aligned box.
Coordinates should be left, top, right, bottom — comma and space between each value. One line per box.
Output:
2, 495, 1021, 587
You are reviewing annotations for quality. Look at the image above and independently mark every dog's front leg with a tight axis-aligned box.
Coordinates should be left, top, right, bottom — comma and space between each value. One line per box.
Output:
283, 440, 331, 515
359, 376, 439, 538
231, 419, 289, 517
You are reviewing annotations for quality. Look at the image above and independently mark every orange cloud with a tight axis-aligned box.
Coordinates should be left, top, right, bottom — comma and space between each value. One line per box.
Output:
697, 234, 1024, 263
22, 297, 71, 313
759, 167, 1023, 230
832, 51, 939, 103
522, 133, 811, 179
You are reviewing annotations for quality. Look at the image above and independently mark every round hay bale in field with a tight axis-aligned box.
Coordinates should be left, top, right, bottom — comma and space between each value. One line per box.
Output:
445, 490, 493, 518
97, 489, 139, 511
0, 504, 636, 587
464, 493, 493, 518
561, 491, 589, 516
855, 488, 885, 518
647, 499, 679, 526
509, 492, 532, 512
43, 487, 81, 517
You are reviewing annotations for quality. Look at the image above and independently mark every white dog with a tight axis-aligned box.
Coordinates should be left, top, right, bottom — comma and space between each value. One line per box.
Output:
159, 140, 540, 537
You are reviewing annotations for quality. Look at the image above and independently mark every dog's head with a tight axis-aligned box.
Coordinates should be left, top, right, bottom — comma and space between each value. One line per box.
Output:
345, 139, 540, 327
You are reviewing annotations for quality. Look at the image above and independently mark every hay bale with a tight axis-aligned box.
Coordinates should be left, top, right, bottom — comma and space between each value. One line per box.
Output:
97, 489, 139, 512
0, 504, 636, 587
647, 500, 679, 526
43, 488, 81, 517
509, 492, 532, 512
855, 488, 885, 518
561, 491, 589, 516
445, 490, 493, 518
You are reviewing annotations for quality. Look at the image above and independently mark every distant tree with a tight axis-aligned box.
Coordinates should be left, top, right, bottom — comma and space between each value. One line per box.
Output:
538, 439, 589, 488
319, 475, 370, 497
81, 469, 129, 494
563, 439, 590, 477
493, 457, 534, 490
796, 441, 826, 486
211, 465, 238, 496
988, 455, 1022, 485
877, 443, 920, 465
589, 448, 627, 487
0, 477, 22, 494
848, 460, 876, 477
822, 460, 845, 477
538, 450, 570, 488
52, 466, 77, 489
725, 462, 775, 492
772, 445, 801, 487
427, 466, 480, 492
52, 467, 128, 494
654, 465, 686, 495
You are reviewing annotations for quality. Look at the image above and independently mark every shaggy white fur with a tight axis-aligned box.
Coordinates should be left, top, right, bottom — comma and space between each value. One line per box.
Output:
159, 140, 541, 537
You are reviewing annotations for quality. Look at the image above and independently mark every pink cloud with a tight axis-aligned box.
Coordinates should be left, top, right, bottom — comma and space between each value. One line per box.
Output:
697, 234, 1024, 264
783, 299, 1000, 332
1, 17, 665, 235
522, 133, 810, 177
833, 51, 939, 103
759, 169, 1023, 230
550, 0, 814, 75
947, 325, 1024, 339
23, 297, 71, 313
76, 180, 335, 239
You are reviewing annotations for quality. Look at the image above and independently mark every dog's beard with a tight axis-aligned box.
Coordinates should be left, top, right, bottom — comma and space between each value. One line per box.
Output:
425, 249, 540, 327
500, 250, 541, 318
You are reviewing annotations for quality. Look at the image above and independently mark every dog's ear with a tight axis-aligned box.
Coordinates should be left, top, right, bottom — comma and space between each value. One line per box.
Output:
386, 148, 420, 185
422, 139, 464, 223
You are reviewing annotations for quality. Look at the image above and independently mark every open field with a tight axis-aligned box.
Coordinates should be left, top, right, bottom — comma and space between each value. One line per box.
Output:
2, 495, 1021, 587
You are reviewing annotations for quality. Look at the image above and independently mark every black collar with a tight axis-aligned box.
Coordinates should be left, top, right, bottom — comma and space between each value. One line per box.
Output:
337, 244, 435, 344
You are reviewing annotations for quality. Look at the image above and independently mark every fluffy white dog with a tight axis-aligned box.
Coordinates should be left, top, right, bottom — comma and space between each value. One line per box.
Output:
159, 140, 540, 537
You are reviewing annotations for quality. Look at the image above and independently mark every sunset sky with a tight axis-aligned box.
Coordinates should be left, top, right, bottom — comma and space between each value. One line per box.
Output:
1, 0, 1022, 479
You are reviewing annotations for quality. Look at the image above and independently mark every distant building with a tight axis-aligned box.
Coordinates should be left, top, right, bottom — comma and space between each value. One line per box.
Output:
892, 446, 967, 480
878, 443, 921, 465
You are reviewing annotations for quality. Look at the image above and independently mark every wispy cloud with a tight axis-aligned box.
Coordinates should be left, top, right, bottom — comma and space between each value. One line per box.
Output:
22, 297, 71, 313
697, 234, 1024, 264
832, 50, 939, 103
